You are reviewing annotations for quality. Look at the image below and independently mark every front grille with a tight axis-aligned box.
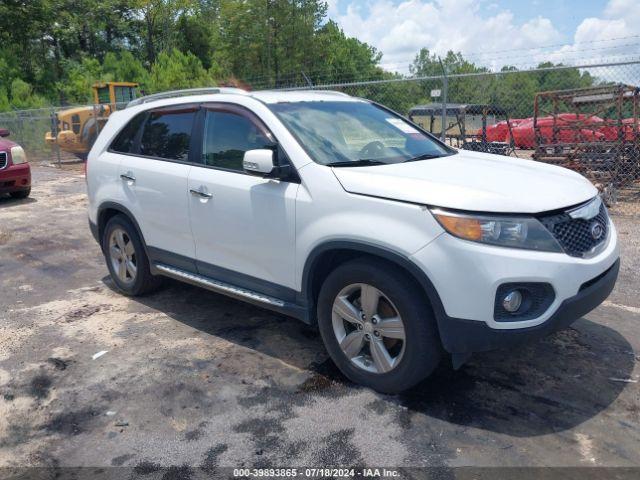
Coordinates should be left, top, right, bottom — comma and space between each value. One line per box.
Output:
540, 200, 609, 258
0, 152, 7, 169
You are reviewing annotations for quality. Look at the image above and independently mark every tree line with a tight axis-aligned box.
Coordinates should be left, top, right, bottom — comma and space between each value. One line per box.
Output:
0, 0, 597, 116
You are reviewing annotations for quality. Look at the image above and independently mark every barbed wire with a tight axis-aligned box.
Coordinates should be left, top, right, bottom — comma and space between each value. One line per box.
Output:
461, 34, 640, 58
381, 47, 640, 75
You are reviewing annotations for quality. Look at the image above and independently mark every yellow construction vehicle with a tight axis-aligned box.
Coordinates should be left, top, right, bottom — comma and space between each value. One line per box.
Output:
45, 82, 138, 160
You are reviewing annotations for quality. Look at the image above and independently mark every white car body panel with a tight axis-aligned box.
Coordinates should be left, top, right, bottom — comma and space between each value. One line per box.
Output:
293, 163, 444, 289
118, 156, 195, 259
87, 111, 131, 226
188, 165, 299, 289
332, 150, 598, 213
87, 151, 122, 227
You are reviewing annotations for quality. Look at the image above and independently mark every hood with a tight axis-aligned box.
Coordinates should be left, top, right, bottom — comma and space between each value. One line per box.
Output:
0, 138, 17, 150
331, 150, 597, 214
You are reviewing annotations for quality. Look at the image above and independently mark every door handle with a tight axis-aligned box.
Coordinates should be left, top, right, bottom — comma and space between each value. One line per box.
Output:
189, 188, 213, 199
120, 173, 136, 182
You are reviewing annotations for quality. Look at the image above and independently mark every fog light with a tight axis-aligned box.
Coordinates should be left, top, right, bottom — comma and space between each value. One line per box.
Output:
502, 290, 522, 313
494, 282, 554, 321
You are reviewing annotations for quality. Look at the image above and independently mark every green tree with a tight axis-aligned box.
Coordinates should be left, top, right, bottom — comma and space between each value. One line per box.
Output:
133, 0, 193, 65
102, 51, 150, 86
9, 79, 48, 109
311, 20, 383, 85
536, 62, 594, 92
147, 48, 213, 92
175, 13, 214, 69
56, 58, 103, 104
0, 87, 11, 111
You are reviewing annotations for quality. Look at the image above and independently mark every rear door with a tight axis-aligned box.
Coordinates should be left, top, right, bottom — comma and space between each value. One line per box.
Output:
187, 104, 299, 292
118, 105, 198, 268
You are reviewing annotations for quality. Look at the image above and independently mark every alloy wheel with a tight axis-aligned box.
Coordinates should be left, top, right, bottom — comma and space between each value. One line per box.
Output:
331, 283, 406, 374
108, 228, 137, 285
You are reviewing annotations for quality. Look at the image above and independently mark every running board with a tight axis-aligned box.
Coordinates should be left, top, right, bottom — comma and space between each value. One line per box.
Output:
155, 263, 286, 308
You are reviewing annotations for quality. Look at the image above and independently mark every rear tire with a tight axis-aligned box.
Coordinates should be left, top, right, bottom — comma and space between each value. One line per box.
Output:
10, 188, 30, 199
102, 214, 162, 296
317, 259, 442, 393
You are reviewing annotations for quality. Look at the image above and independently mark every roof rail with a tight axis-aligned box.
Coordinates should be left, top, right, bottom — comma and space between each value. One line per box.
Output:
310, 90, 350, 97
277, 88, 350, 96
127, 87, 248, 108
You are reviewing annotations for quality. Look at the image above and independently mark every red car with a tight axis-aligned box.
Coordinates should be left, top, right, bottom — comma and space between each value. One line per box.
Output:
509, 114, 606, 149
0, 128, 31, 199
480, 119, 528, 143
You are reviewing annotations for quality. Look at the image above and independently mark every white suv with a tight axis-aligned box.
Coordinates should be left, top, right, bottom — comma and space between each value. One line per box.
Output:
87, 88, 619, 393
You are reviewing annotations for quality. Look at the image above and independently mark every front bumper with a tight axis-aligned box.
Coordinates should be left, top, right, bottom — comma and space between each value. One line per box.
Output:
412, 218, 618, 328
0, 163, 31, 193
439, 258, 619, 353
411, 217, 619, 354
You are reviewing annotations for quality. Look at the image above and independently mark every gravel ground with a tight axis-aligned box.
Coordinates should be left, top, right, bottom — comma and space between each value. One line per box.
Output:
0, 165, 639, 478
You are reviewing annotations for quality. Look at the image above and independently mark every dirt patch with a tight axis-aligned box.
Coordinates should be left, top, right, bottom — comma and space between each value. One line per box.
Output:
46, 358, 72, 371
134, 460, 162, 474
29, 374, 53, 399
0, 231, 11, 245
200, 444, 228, 473
43, 407, 102, 436
63, 304, 103, 322
297, 359, 350, 394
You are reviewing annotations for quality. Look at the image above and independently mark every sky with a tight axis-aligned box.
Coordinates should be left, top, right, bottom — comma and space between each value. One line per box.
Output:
325, 0, 640, 72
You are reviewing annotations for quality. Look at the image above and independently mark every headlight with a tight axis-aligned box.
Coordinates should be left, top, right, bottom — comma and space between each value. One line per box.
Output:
10, 146, 27, 165
430, 208, 563, 252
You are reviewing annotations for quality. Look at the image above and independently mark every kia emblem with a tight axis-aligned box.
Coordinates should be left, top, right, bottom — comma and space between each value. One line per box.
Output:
590, 222, 604, 240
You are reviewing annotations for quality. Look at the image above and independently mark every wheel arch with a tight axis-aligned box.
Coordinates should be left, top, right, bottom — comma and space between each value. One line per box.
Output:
97, 202, 152, 264
301, 241, 448, 332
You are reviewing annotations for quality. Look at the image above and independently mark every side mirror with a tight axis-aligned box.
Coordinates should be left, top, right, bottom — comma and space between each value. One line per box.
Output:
0, 129, 9, 138
243, 149, 274, 176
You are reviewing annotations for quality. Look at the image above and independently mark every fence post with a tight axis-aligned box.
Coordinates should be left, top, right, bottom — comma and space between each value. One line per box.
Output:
51, 108, 61, 167
438, 58, 448, 143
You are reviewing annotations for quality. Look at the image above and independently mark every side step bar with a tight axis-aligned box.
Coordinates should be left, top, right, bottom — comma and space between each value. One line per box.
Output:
155, 263, 286, 307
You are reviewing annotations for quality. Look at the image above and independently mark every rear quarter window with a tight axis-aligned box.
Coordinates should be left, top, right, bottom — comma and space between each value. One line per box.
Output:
110, 112, 146, 154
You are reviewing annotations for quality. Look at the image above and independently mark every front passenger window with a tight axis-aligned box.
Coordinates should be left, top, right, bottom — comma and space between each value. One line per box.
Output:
202, 110, 274, 171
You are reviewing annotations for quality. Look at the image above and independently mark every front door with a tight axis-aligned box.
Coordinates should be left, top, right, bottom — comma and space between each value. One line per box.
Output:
188, 105, 298, 295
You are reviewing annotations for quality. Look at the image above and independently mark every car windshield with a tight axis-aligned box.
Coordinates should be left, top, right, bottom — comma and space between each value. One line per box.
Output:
269, 100, 454, 166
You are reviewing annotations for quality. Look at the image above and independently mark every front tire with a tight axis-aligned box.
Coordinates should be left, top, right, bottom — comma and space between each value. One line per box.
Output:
317, 259, 442, 393
102, 214, 161, 296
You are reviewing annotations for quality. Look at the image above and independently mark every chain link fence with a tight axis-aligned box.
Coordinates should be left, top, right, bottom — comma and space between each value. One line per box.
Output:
0, 102, 129, 166
278, 60, 640, 216
0, 107, 74, 165
0, 60, 638, 214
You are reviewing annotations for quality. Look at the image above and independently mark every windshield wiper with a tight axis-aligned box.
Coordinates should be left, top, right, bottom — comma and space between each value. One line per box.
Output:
327, 159, 388, 167
403, 153, 446, 162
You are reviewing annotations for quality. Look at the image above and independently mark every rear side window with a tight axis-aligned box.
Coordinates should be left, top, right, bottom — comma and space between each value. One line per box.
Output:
202, 110, 273, 171
110, 112, 146, 154
140, 109, 196, 161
